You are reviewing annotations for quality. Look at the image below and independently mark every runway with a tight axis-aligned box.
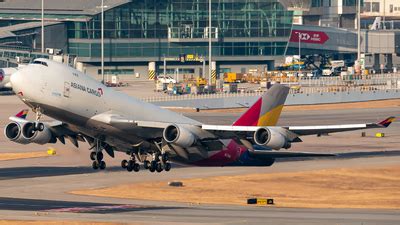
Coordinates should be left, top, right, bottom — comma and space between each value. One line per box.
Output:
0, 97, 399, 224
1, 197, 400, 225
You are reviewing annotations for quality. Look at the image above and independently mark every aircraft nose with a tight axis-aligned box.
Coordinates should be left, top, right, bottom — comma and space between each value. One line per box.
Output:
10, 70, 24, 91
10, 70, 20, 87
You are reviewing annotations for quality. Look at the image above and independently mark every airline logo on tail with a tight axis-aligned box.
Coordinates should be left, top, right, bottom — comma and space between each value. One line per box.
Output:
15, 109, 29, 119
379, 117, 396, 127
233, 84, 290, 127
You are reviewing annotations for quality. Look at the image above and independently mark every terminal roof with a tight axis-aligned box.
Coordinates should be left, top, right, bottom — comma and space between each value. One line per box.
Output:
0, 21, 61, 39
0, 0, 130, 16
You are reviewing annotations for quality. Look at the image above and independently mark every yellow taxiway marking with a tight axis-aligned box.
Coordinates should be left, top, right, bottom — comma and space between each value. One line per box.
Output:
0, 152, 49, 161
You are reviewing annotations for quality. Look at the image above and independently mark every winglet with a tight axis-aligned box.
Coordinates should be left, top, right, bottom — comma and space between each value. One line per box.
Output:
15, 109, 29, 119
378, 117, 396, 128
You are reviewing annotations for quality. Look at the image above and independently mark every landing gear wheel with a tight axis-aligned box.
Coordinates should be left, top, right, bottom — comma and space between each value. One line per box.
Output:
121, 160, 128, 169
92, 161, 99, 170
96, 152, 104, 161
127, 160, 135, 172
164, 162, 171, 172
99, 161, 106, 170
133, 163, 140, 172
90, 152, 96, 161
162, 153, 169, 163
35, 122, 45, 132
156, 162, 163, 173
149, 161, 157, 173
143, 160, 150, 169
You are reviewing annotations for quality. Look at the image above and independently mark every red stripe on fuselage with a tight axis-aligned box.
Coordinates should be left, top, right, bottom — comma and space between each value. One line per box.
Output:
194, 139, 247, 166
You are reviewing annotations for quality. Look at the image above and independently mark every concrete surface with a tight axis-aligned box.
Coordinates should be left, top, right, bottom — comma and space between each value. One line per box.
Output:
0, 95, 399, 224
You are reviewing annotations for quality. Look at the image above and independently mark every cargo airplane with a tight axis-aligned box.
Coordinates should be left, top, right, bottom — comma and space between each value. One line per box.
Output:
4, 59, 395, 172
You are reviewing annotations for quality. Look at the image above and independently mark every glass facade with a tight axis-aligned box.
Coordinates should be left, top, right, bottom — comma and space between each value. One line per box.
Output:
68, 0, 293, 59
343, 0, 356, 6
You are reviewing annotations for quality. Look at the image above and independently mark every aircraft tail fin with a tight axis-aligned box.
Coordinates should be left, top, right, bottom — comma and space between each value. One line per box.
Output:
15, 109, 29, 119
378, 116, 396, 128
233, 84, 290, 127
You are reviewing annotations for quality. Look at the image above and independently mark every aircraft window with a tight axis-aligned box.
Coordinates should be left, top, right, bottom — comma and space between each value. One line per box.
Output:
32, 60, 48, 67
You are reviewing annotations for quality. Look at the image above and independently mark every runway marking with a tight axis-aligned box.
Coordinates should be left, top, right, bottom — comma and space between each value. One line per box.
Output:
46, 204, 145, 213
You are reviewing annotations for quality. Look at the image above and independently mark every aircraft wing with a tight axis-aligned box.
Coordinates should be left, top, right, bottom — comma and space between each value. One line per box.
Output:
202, 117, 396, 138
286, 116, 396, 136
94, 114, 395, 141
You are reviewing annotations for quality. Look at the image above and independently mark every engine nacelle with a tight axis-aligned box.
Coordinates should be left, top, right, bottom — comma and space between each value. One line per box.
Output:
254, 128, 291, 150
4, 122, 30, 144
163, 124, 196, 148
22, 122, 54, 145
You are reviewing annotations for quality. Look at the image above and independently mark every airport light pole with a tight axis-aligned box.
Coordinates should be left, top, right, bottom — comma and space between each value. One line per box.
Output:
357, 0, 361, 63
101, 0, 105, 84
163, 54, 166, 76
383, 0, 386, 29
208, 0, 212, 85
41, 0, 44, 53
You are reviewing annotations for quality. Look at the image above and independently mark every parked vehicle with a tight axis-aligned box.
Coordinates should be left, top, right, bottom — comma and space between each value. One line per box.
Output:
157, 75, 177, 84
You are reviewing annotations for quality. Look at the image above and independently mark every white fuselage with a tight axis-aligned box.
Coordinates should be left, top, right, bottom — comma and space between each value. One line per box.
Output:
10, 59, 200, 151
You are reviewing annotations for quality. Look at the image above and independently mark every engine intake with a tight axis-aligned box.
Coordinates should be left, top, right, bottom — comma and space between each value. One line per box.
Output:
163, 124, 196, 148
4, 122, 30, 144
22, 122, 54, 145
254, 128, 291, 150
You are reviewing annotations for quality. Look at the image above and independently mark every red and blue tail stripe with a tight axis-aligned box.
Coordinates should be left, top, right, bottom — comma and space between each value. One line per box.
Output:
378, 117, 396, 127
15, 109, 29, 120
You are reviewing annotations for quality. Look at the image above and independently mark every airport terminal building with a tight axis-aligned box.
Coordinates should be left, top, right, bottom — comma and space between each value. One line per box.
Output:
0, 0, 398, 80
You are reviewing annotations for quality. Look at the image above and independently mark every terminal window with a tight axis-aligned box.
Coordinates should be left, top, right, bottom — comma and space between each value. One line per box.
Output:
371, 2, 380, 12
98, 69, 134, 75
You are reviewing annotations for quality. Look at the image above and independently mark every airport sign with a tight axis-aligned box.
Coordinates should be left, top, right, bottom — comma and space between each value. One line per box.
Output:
290, 30, 329, 44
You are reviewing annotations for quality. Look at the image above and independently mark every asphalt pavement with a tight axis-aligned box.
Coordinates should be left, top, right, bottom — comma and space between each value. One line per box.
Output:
0, 96, 399, 224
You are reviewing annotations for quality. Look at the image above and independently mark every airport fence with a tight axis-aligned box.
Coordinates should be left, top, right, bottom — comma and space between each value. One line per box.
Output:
142, 74, 400, 103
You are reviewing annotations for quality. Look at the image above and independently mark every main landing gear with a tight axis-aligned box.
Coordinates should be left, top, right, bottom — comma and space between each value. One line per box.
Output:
120, 152, 172, 173
90, 140, 106, 170
121, 152, 140, 172
146, 152, 171, 173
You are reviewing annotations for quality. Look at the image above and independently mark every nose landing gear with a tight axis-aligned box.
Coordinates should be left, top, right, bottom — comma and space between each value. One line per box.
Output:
32, 107, 45, 132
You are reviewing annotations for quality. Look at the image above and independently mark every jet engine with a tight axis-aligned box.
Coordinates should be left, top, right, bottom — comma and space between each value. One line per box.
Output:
21, 122, 55, 145
4, 122, 30, 144
253, 128, 291, 150
163, 124, 196, 148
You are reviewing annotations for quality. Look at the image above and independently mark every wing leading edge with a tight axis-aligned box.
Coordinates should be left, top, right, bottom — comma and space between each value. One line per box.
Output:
202, 116, 396, 138
287, 116, 396, 136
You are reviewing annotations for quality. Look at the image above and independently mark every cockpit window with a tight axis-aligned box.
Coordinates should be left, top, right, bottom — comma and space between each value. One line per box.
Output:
32, 60, 48, 67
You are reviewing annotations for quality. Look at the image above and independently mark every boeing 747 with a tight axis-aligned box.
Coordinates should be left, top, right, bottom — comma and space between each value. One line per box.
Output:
4, 59, 395, 172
